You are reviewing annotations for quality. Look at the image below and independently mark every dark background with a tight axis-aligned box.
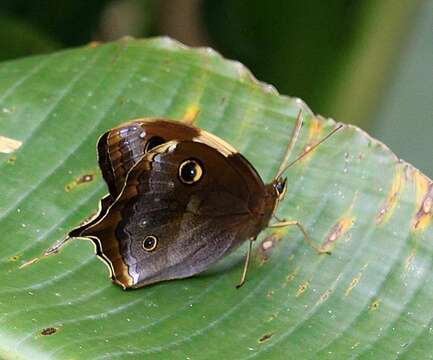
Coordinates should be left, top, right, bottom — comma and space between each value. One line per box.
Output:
0, 0, 431, 176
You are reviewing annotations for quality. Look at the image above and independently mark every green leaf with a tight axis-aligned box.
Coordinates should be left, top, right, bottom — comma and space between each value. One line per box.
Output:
1, 38, 432, 359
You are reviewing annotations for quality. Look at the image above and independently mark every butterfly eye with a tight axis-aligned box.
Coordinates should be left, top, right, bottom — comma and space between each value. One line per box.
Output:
274, 178, 287, 198
142, 235, 158, 252
144, 136, 165, 152
178, 159, 203, 185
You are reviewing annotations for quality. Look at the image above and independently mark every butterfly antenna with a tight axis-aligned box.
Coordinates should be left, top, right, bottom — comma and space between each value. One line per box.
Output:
276, 122, 344, 179
275, 109, 304, 178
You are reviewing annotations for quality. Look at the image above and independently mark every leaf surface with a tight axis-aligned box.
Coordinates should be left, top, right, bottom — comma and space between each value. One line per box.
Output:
0, 38, 432, 359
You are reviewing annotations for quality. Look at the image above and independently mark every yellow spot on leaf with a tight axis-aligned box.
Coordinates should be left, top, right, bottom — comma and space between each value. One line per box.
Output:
182, 105, 200, 125
322, 216, 355, 253
0, 135, 22, 153
376, 163, 406, 224
88, 41, 102, 48
7, 156, 16, 164
65, 172, 96, 192
18, 257, 40, 269
284, 266, 300, 286
309, 117, 324, 142
321, 193, 357, 252
296, 280, 310, 297
405, 250, 416, 272
345, 263, 368, 297
300, 116, 324, 163
266, 314, 277, 322
370, 299, 380, 311
412, 171, 433, 231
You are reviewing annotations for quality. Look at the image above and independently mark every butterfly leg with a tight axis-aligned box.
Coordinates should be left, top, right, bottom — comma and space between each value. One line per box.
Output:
269, 220, 331, 255
236, 238, 255, 289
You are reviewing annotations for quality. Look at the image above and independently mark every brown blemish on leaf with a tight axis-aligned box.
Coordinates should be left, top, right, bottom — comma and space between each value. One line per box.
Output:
296, 280, 310, 297
256, 233, 281, 264
376, 164, 406, 224
65, 172, 96, 192
41, 327, 59, 336
370, 299, 380, 311
18, 257, 40, 269
182, 104, 200, 125
345, 263, 368, 297
7, 155, 16, 164
321, 216, 355, 253
0, 135, 22, 153
258, 333, 273, 343
412, 172, 433, 231
320, 193, 357, 252
10, 255, 20, 261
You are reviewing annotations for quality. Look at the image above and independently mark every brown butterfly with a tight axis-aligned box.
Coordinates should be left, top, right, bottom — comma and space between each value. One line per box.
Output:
47, 113, 341, 289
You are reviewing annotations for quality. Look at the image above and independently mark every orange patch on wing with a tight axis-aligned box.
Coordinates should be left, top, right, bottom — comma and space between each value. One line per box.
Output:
412, 171, 433, 232
376, 163, 406, 224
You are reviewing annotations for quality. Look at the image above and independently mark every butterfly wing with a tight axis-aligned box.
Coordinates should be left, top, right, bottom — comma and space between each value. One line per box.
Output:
77, 140, 268, 288
97, 118, 237, 200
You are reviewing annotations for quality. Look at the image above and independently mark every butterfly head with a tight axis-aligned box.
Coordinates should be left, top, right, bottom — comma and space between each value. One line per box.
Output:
273, 177, 287, 201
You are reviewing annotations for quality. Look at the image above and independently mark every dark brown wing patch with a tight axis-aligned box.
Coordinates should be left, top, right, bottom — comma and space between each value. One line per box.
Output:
77, 140, 266, 288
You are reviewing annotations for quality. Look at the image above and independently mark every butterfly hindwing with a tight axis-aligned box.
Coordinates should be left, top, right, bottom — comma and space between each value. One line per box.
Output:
79, 140, 267, 288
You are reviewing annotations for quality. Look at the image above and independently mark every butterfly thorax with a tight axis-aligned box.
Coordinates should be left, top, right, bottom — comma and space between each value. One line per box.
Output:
252, 177, 287, 234
252, 182, 280, 233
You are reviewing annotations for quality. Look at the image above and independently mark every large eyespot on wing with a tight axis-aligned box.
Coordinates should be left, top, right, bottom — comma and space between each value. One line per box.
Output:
178, 159, 203, 185
77, 140, 267, 289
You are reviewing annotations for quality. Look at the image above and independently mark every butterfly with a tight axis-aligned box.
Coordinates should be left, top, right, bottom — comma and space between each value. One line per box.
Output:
46, 112, 341, 289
